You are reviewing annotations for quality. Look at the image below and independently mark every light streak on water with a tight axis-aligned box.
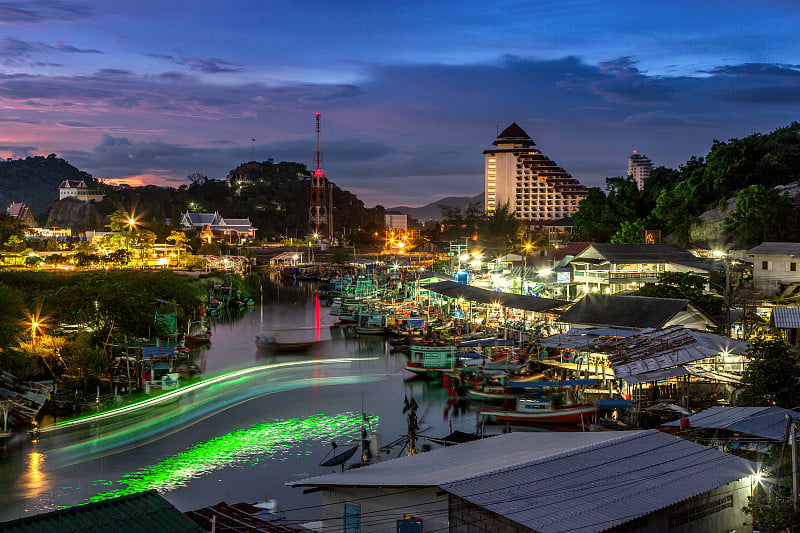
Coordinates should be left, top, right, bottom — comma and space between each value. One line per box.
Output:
83, 412, 375, 503
41, 357, 379, 433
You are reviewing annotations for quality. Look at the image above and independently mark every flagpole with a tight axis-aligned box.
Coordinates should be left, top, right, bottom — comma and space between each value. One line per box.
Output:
251, 138, 255, 161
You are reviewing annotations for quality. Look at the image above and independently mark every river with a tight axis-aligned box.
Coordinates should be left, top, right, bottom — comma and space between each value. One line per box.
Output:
0, 281, 481, 524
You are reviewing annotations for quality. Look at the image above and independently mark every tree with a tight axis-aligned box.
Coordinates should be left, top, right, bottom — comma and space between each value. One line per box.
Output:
477, 204, 522, 254
572, 188, 609, 241
724, 184, 799, 248
166, 230, 189, 265
611, 219, 646, 243
4, 234, 23, 253
735, 339, 800, 408
634, 272, 725, 322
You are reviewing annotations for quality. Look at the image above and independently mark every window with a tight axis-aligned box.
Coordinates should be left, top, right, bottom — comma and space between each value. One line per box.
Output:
762, 261, 770, 270
344, 503, 361, 533
791, 263, 797, 272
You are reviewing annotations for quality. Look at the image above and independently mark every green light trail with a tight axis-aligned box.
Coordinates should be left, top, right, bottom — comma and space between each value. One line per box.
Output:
84, 412, 375, 503
42, 357, 378, 433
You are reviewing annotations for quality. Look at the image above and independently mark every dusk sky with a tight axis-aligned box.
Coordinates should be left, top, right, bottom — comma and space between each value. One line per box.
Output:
0, 1, 798, 207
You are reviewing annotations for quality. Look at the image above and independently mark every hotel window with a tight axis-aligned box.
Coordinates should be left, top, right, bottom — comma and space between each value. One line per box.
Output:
791, 262, 797, 272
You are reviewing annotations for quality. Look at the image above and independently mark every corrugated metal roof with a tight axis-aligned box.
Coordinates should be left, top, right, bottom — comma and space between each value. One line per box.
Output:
572, 243, 699, 264
0, 490, 203, 533
771, 307, 800, 329
290, 432, 636, 488
422, 280, 570, 312
662, 406, 800, 441
440, 430, 755, 533
747, 242, 800, 257
292, 431, 756, 533
556, 294, 694, 330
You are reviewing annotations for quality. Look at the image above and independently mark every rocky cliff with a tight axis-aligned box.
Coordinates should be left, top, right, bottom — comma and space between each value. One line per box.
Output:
46, 199, 106, 231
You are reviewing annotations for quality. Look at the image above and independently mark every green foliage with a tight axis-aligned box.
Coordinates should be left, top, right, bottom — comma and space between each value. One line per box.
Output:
0, 154, 94, 214
572, 188, 610, 241
611, 219, 646, 243
572, 123, 800, 245
0, 212, 26, 248
477, 204, 523, 254
744, 494, 800, 533
634, 272, 725, 321
725, 184, 799, 248
0, 283, 24, 348
329, 250, 352, 264
735, 339, 800, 408
0, 270, 203, 342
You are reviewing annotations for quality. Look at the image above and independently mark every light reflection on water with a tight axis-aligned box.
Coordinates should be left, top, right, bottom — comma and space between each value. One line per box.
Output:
84, 412, 373, 503
0, 286, 479, 521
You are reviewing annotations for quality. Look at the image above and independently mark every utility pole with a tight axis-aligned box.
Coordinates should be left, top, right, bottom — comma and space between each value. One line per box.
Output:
793, 421, 798, 513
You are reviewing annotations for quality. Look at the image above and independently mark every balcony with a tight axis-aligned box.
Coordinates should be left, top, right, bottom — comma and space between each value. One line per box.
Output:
572, 270, 664, 284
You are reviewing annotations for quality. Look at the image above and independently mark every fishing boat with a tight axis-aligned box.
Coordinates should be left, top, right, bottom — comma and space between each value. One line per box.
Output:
404, 343, 482, 378
353, 309, 390, 336
478, 397, 599, 424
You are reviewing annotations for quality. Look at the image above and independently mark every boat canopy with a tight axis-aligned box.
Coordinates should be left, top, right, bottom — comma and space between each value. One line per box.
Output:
508, 378, 598, 389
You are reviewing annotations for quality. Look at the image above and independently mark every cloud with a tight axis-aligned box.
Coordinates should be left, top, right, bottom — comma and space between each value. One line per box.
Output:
1, 54, 799, 204
0, 37, 102, 65
0, 144, 38, 158
0, 1, 91, 25
0, 116, 39, 124
145, 52, 243, 74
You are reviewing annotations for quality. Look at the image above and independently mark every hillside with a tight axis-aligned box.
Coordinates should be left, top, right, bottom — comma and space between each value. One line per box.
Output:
0, 154, 95, 217
388, 193, 484, 222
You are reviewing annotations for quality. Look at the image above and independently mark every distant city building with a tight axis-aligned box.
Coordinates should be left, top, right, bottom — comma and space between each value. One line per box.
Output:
384, 213, 408, 230
6, 202, 37, 227
58, 180, 104, 202
628, 151, 653, 190
484, 123, 586, 226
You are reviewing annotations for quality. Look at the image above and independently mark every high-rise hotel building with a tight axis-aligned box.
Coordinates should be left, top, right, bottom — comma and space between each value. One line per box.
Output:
628, 151, 653, 190
484, 123, 587, 224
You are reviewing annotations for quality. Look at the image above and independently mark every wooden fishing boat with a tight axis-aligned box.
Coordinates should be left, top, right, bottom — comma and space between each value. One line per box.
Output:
255, 333, 314, 352
478, 397, 599, 424
353, 309, 390, 336
185, 333, 211, 345
404, 343, 483, 377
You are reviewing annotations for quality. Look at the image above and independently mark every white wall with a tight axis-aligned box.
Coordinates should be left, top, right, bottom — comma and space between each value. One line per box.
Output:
321, 486, 448, 533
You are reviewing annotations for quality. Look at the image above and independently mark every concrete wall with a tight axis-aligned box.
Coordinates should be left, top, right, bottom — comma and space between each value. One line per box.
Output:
321, 486, 447, 533
449, 495, 535, 533
751, 253, 800, 296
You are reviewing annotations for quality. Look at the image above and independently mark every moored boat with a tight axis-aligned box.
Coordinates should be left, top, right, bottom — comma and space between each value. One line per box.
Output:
478, 397, 600, 424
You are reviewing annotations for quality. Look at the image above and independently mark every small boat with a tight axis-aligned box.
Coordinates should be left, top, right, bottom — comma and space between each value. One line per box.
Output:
255, 333, 314, 352
185, 333, 211, 345
478, 397, 600, 424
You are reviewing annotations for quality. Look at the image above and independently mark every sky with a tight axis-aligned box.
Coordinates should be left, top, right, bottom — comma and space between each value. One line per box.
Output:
0, 0, 798, 207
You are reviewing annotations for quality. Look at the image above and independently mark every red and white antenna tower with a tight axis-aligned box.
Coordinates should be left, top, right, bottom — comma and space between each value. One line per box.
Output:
309, 111, 328, 238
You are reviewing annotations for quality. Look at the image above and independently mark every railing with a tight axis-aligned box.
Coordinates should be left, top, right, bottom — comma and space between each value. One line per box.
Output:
572, 271, 664, 283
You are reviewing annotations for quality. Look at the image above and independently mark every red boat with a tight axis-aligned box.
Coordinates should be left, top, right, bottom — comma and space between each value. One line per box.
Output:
478, 397, 599, 424
185, 333, 211, 345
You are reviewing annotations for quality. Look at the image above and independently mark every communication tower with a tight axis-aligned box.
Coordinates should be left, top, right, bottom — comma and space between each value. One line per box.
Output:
309, 112, 328, 238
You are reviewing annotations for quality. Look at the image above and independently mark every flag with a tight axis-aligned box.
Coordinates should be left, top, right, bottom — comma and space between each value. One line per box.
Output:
251, 138, 256, 142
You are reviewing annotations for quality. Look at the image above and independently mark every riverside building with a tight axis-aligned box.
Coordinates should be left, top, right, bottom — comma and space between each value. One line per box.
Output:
484, 123, 586, 227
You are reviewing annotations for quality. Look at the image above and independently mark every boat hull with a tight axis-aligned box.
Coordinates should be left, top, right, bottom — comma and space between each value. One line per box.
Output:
478, 404, 599, 424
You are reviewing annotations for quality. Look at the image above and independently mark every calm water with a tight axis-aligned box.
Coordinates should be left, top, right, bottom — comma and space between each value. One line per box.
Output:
0, 282, 478, 523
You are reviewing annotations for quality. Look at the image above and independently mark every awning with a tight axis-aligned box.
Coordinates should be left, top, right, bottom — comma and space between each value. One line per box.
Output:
422, 280, 570, 313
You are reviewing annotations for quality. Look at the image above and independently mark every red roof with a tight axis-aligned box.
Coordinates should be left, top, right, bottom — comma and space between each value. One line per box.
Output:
59, 180, 86, 189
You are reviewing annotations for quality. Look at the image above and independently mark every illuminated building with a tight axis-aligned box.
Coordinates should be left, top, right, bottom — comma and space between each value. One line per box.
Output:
484, 123, 586, 226
628, 151, 653, 190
